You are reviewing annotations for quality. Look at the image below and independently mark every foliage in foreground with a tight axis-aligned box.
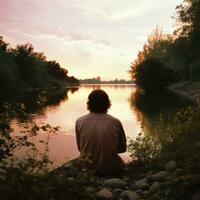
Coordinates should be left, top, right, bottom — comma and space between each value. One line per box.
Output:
0, 104, 96, 200
2, 98, 200, 199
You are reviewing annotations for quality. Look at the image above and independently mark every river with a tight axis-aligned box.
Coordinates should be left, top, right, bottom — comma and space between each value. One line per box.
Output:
8, 84, 189, 167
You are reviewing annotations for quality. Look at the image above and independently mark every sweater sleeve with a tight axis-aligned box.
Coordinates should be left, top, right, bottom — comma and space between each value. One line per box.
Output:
75, 120, 80, 151
117, 121, 127, 153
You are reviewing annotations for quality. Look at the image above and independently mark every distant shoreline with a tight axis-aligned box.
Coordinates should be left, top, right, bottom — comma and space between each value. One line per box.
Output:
80, 83, 136, 86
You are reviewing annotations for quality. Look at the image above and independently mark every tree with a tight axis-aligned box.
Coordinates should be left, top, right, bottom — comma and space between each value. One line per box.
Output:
0, 37, 18, 93
66, 76, 79, 84
0, 36, 8, 53
130, 0, 200, 83
13, 43, 39, 86
0, 36, 79, 93
129, 27, 174, 81
175, 0, 200, 37
46, 61, 68, 80
134, 58, 174, 91
174, 0, 200, 57
174, 0, 200, 78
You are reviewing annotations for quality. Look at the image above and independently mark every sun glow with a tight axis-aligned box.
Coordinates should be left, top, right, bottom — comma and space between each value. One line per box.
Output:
0, 0, 182, 80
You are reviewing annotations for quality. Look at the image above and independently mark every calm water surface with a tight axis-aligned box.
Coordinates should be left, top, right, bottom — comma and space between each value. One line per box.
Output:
11, 84, 188, 167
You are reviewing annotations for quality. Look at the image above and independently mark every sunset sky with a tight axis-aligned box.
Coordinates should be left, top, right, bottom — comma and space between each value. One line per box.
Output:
0, 0, 182, 80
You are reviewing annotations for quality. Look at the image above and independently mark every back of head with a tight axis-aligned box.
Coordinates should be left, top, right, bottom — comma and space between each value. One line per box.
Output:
87, 89, 111, 113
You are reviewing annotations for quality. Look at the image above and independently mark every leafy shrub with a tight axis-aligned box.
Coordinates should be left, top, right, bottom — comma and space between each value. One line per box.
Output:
128, 102, 200, 170
0, 103, 98, 200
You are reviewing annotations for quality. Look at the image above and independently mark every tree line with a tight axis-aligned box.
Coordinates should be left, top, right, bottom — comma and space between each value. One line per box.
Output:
0, 36, 79, 94
129, 0, 200, 91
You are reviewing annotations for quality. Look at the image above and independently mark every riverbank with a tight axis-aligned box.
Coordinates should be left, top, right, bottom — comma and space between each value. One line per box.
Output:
167, 79, 200, 101
52, 157, 200, 200
17, 83, 79, 92
1, 83, 200, 200
51, 91, 200, 200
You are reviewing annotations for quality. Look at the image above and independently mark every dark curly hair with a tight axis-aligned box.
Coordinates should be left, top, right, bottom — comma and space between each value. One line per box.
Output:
87, 89, 111, 113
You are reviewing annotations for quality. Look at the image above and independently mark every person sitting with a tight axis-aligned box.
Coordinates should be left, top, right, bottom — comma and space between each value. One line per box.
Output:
75, 89, 126, 176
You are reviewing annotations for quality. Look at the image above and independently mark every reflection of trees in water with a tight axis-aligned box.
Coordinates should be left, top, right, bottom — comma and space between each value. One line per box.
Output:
81, 85, 101, 90
129, 88, 191, 135
45, 87, 78, 108
80, 84, 135, 90
0, 87, 79, 121
70, 87, 79, 93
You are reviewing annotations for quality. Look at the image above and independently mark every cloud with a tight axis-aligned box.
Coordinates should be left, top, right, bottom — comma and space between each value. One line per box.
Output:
0, 0, 182, 80
67, 31, 92, 42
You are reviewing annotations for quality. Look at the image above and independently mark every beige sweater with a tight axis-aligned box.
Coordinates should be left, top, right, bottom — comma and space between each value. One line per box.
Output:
75, 112, 126, 176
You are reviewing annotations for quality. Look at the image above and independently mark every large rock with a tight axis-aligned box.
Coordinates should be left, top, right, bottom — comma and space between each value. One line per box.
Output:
165, 160, 177, 172
148, 171, 169, 182
132, 178, 149, 190
104, 178, 128, 188
95, 188, 114, 199
120, 190, 140, 200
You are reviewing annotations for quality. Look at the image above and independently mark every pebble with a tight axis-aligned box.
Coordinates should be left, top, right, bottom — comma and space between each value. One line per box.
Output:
131, 178, 149, 190
96, 188, 114, 199
142, 191, 148, 195
135, 189, 143, 194
148, 171, 169, 182
165, 160, 177, 172
123, 176, 130, 181
164, 189, 170, 196
114, 188, 123, 193
67, 177, 75, 181
120, 190, 140, 200
104, 178, 128, 188
175, 168, 182, 175
86, 186, 96, 193
149, 182, 161, 192
62, 162, 73, 168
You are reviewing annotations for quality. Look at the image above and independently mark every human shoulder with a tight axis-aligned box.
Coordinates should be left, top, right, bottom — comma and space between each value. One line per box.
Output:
106, 114, 122, 124
76, 113, 90, 124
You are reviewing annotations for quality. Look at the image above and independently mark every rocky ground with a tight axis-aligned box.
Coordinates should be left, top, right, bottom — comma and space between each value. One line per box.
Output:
59, 160, 200, 200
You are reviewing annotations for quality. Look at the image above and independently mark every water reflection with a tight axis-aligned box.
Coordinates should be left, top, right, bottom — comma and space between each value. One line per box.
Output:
80, 84, 136, 89
0, 87, 79, 122
129, 88, 191, 135
2, 85, 190, 167
8, 85, 140, 166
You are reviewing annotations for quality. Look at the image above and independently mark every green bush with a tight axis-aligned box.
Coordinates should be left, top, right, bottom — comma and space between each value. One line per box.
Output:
0, 103, 98, 200
128, 102, 200, 170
